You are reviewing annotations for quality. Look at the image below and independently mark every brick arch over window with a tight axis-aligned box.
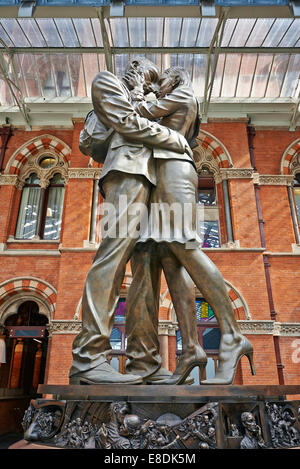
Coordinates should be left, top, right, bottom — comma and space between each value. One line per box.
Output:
0, 277, 57, 321
194, 130, 233, 170
5, 134, 72, 176
280, 138, 300, 175
167, 279, 250, 322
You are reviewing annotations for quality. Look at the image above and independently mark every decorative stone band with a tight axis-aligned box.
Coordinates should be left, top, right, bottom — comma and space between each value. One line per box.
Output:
49, 320, 83, 335
219, 168, 254, 181
47, 319, 300, 337
68, 168, 102, 179
258, 175, 295, 186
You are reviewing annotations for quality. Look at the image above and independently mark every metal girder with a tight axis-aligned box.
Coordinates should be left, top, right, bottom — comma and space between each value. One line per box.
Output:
0, 47, 299, 55
0, 53, 31, 127
0, 4, 295, 19
290, 77, 300, 130
98, 7, 113, 73
201, 8, 229, 122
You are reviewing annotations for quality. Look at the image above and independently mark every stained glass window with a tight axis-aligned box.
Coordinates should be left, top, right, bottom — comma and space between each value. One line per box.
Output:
196, 298, 217, 322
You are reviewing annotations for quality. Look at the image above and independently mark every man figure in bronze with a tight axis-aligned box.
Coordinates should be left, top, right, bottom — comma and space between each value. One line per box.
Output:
69, 59, 194, 385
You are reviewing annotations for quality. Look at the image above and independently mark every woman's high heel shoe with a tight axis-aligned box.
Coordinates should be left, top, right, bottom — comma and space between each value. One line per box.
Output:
201, 337, 256, 385
154, 348, 207, 385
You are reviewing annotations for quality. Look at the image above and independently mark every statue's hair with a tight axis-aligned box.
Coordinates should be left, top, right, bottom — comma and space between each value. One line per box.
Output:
125, 56, 160, 83
163, 66, 192, 87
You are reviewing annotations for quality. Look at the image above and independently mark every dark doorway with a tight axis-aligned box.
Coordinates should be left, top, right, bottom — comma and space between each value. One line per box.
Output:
1, 301, 48, 395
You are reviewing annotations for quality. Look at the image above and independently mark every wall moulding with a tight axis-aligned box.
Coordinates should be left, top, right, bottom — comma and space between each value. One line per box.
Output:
220, 168, 254, 180
68, 168, 102, 179
258, 175, 294, 186
48, 319, 300, 337
49, 320, 82, 335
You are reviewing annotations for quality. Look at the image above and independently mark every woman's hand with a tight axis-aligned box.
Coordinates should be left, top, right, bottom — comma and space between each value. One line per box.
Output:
123, 70, 145, 92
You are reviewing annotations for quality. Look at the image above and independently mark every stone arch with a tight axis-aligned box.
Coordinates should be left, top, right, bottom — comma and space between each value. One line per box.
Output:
5, 134, 71, 177
194, 130, 233, 176
0, 277, 57, 325
280, 138, 300, 175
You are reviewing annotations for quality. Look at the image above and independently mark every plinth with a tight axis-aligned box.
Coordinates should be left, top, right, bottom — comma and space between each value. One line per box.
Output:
19, 384, 300, 450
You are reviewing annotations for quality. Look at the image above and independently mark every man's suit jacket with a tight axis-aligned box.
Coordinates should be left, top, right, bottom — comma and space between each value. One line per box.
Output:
91, 71, 193, 193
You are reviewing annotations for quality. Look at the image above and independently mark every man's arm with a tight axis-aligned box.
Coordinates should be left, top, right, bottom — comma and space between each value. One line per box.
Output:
133, 94, 180, 121
91, 71, 191, 156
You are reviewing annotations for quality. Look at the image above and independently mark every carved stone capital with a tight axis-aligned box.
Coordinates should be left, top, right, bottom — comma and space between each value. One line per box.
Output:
158, 321, 177, 336
0, 174, 19, 187
68, 168, 102, 179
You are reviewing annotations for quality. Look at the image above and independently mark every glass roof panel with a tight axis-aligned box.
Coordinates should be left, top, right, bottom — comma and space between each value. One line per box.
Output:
229, 19, 256, 47
17, 54, 41, 97
261, 18, 293, 47
109, 18, 129, 47
278, 19, 300, 47
244, 18, 275, 47
128, 17, 146, 47
17, 19, 47, 47
163, 18, 182, 47
1, 19, 31, 47
235, 53, 258, 97
211, 53, 226, 97
91, 18, 104, 47
191, 54, 208, 96
265, 54, 290, 97
196, 18, 219, 47
146, 17, 163, 47
180, 18, 200, 47
35, 19, 63, 47
221, 19, 238, 47
280, 54, 300, 97
73, 18, 97, 47
0, 22, 15, 47
250, 54, 274, 97
53, 18, 80, 47
221, 54, 242, 97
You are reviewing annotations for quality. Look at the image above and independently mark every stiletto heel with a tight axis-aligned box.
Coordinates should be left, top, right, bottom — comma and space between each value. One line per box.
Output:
154, 347, 207, 385
201, 337, 255, 385
246, 351, 256, 376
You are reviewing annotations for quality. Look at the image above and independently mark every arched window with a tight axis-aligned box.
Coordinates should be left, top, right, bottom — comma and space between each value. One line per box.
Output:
41, 173, 65, 240
176, 297, 220, 384
15, 165, 66, 240
197, 169, 220, 248
15, 173, 41, 239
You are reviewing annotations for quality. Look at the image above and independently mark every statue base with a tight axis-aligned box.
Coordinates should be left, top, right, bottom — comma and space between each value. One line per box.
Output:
20, 384, 300, 450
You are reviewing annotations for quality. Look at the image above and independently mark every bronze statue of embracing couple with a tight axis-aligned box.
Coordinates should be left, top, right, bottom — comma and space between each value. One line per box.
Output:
69, 58, 255, 386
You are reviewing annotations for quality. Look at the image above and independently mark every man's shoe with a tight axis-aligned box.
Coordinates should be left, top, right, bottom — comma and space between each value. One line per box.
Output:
145, 367, 194, 385
69, 361, 143, 385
